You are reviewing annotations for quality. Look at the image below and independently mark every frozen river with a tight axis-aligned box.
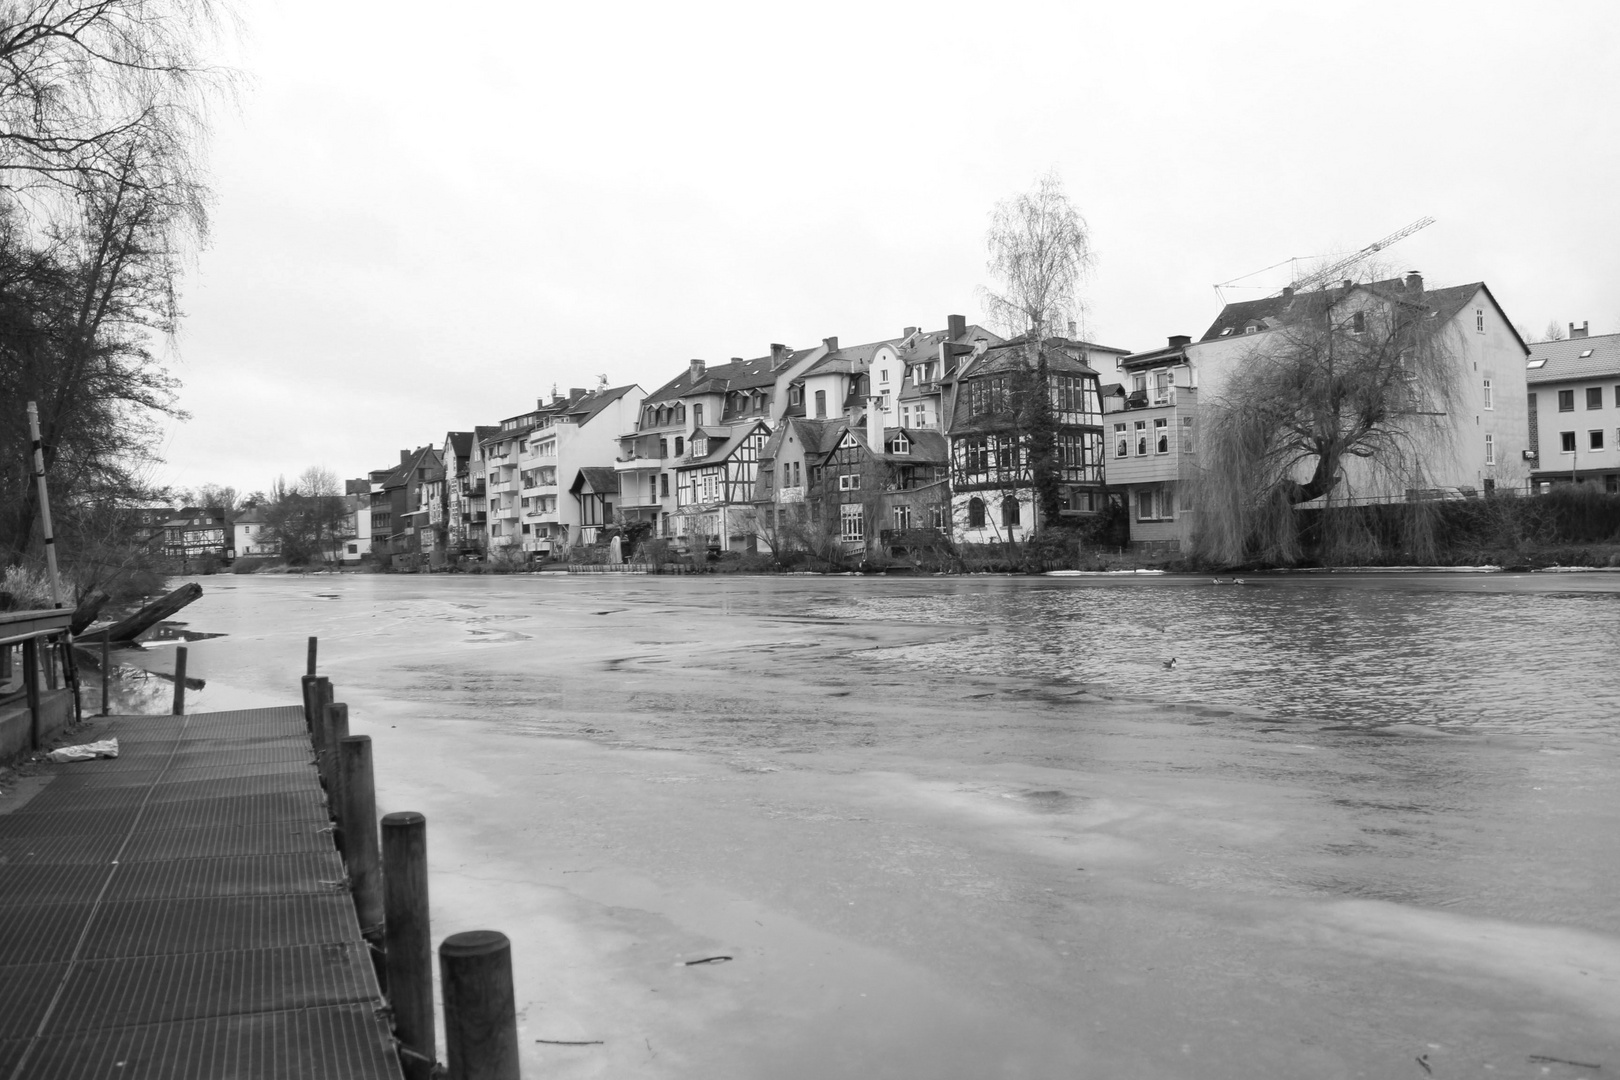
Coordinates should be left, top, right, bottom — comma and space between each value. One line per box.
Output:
107, 572, 1620, 1078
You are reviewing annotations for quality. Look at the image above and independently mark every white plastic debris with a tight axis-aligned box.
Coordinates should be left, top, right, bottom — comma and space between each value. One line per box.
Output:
47, 738, 119, 763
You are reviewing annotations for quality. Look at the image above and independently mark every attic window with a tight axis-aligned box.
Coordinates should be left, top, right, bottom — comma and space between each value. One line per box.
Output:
1579, 349, 1594, 358
1527, 359, 1548, 369
892, 434, 910, 455
1243, 325, 1258, 335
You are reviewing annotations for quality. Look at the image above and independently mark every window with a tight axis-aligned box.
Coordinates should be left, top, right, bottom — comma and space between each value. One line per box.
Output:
659, 438, 668, 458
838, 473, 861, 491
674, 436, 684, 456
840, 504, 863, 542
1001, 497, 1020, 527
893, 505, 913, 531
1588, 387, 1604, 410
1135, 420, 1148, 456
1483, 378, 1493, 410
892, 433, 909, 455
1475, 308, 1485, 333
880, 368, 889, 383
675, 404, 685, 422
1244, 325, 1258, 334
1136, 487, 1169, 521
1485, 433, 1495, 465
1155, 418, 1169, 454
1592, 430, 1606, 451
968, 497, 986, 528
660, 474, 669, 497
1559, 390, 1575, 412
1114, 423, 1128, 458
789, 385, 802, 406
1151, 369, 1172, 405
693, 404, 704, 426
347, 543, 358, 555
814, 390, 826, 418
914, 404, 928, 427
1561, 431, 1576, 453
880, 389, 890, 411
792, 462, 801, 487
1181, 416, 1195, 454
1615, 385, 1620, 407
1351, 311, 1366, 334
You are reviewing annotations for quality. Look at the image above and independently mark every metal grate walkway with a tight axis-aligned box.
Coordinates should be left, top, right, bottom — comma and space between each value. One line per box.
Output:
0, 707, 402, 1079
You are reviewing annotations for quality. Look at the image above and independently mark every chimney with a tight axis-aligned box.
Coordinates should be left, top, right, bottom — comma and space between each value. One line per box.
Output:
1281, 286, 1294, 298
400, 449, 411, 464
1067, 320, 1078, 339
1404, 270, 1423, 291
822, 335, 839, 353
947, 314, 967, 340
689, 358, 706, 383
1168, 334, 1191, 349
569, 387, 585, 398
903, 326, 918, 338
1571, 321, 1589, 339
1342, 279, 1354, 291
866, 395, 883, 454
770, 343, 791, 367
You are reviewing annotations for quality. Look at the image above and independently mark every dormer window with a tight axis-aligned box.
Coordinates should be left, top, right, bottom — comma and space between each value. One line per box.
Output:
789, 385, 803, 406
892, 433, 910, 455
1244, 324, 1259, 335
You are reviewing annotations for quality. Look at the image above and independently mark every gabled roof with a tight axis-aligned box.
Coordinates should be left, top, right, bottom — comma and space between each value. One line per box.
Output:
1527, 331, 1620, 383
444, 431, 475, 458
960, 338, 1099, 379
569, 467, 620, 495
816, 425, 950, 467
232, 507, 267, 525
566, 384, 637, 425
375, 446, 442, 490
759, 417, 843, 465
674, 419, 771, 470
1199, 278, 1528, 356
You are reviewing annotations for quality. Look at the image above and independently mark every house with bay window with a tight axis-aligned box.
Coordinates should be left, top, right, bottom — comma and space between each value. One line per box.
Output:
1108, 335, 1201, 552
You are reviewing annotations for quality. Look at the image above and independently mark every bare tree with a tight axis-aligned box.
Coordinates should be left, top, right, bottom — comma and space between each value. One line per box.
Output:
1541, 319, 1566, 343
1194, 281, 1464, 565
981, 168, 1093, 342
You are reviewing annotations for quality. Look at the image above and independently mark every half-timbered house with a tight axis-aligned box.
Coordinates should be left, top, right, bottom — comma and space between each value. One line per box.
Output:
671, 420, 771, 553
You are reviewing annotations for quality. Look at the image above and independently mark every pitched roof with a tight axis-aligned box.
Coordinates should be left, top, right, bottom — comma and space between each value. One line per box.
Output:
444, 431, 475, 458
566, 384, 637, 425
1526, 331, 1620, 383
1198, 278, 1522, 353
675, 420, 771, 469
642, 350, 814, 405
570, 467, 620, 494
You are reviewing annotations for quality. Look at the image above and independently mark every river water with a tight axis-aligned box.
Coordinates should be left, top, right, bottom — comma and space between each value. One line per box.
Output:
100, 572, 1620, 1078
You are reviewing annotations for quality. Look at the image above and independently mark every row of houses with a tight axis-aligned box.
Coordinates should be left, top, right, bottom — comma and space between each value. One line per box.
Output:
358, 279, 1619, 567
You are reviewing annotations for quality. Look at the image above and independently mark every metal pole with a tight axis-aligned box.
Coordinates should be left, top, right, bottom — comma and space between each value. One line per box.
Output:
440, 930, 520, 1080
171, 646, 187, 715
383, 811, 435, 1080
24, 402, 63, 609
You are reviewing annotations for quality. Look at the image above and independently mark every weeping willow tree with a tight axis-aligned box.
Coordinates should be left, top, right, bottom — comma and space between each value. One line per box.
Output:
1193, 281, 1465, 565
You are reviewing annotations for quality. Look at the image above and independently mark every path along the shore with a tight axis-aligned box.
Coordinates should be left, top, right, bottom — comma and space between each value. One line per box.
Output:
0, 706, 401, 1079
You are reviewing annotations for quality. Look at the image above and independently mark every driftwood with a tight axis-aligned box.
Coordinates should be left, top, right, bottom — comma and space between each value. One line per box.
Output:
69, 590, 110, 635
77, 583, 203, 643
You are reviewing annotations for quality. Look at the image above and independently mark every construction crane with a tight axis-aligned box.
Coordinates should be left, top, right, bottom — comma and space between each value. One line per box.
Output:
1213, 217, 1435, 303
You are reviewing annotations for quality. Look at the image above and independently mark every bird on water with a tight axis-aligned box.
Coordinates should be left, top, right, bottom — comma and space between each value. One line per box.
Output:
1163, 657, 1177, 670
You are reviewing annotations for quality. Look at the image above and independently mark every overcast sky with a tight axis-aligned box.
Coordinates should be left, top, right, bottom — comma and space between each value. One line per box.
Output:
157, 0, 1620, 496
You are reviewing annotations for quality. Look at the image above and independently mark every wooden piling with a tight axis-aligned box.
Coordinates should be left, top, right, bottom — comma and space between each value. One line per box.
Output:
101, 634, 110, 716
307, 635, 318, 676
171, 646, 187, 716
23, 638, 40, 749
301, 674, 320, 730
440, 930, 520, 1080
382, 812, 435, 1080
324, 703, 350, 835
339, 735, 384, 935
311, 679, 337, 795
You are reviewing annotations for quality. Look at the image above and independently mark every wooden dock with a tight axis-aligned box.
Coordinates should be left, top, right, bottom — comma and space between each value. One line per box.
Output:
0, 706, 402, 1079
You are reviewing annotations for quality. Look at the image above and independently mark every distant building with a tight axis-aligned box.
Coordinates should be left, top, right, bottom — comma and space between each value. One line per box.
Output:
232, 506, 278, 558
1525, 324, 1620, 493
163, 507, 229, 562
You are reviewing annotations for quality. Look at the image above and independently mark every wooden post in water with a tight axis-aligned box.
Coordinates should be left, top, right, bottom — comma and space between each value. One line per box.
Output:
339, 735, 384, 936
101, 634, 110, 716
307, 635, 318, 676
312, 678, 336, 797
383, 811, 435, 1080
324, 703, 350, 839
440, 930, 520, 1080
301, 674, 320, 730
171, 646, 187, 715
